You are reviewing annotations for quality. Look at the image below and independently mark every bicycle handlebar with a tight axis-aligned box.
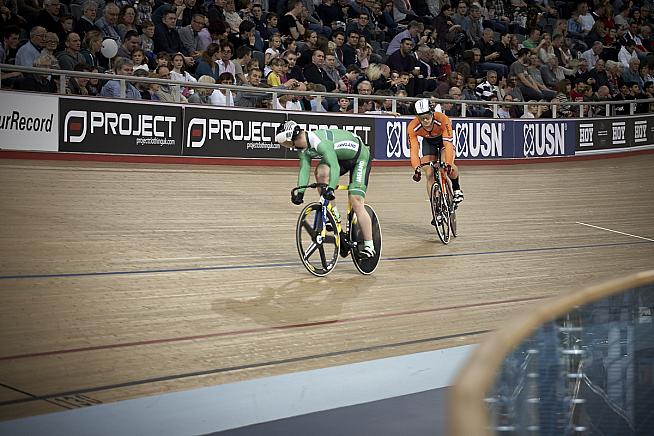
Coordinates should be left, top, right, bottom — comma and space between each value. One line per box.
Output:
291, 183, 348, 196
415, 161, 447, 172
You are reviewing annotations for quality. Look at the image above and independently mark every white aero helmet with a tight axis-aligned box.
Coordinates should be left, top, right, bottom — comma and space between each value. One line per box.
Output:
275, 120, 302, 144
414, 98, 433, 116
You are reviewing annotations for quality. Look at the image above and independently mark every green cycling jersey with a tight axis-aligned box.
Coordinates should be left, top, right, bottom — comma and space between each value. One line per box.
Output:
296, 129, 371, 197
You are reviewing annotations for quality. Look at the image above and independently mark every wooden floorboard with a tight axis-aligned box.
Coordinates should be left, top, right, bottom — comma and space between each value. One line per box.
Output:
0, 155, 653, 421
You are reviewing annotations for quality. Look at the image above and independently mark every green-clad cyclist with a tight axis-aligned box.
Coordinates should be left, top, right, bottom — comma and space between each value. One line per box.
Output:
274, 120, 375, 259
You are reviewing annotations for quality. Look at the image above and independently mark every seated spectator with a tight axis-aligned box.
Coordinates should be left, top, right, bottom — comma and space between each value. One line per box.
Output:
65, 64, 93, 95
497, 94, 519, 118
619, 39, 639, 69
132, 49, 150, 72
95, 2, 121, 43
622, 58, 644, 90
74, 0, 99, 39
155, 63, 188, 102
117, 5, 138, 40
187, 75, 216, 104
520, 100, 541, 118
209, 71, 235, 106
16, 26, 46, 67
100, 57, 142, 99
154, 10, 185, 54
195, 43, 221, 80
336, 96, 352, 113
303, 49, 336, 91
56, 32, 84, 70
15, 53, 58, 93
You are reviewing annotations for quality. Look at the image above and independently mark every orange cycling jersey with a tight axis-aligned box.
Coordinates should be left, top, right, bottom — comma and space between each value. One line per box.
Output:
407, 111, 454, 170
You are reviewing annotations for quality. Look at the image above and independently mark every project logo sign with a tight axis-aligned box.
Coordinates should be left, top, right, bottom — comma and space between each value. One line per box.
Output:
454, 121, 505, 158
186, 117, 282, 150
59, 98, 182, 155
63, 111, 176, 145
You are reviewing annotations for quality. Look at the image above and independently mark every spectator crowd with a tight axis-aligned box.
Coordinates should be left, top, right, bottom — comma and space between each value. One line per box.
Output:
1, 0, 653, 117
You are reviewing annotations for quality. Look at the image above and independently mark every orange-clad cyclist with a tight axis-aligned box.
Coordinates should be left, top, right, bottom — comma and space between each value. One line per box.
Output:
408, 99, 464, 225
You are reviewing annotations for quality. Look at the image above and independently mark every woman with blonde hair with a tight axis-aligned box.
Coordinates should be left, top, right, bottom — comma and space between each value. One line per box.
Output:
80, 30, 104, 71
194, 43, 221, 80
187, 75, 216, 104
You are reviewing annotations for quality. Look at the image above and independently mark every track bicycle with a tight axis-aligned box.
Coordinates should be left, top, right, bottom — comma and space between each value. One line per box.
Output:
415, 152, 458, 244
291, 183, 382, 277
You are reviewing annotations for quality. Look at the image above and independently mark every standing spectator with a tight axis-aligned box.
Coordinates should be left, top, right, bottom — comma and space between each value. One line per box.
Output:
100, 57, 142, 99
15, 26, 45, 67
56, 32, 85, 70
74, 1, 99, 39
95, 2, 122, 43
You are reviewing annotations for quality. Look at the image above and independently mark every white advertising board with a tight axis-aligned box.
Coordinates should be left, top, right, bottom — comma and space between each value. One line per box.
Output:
0, 90, 58, 151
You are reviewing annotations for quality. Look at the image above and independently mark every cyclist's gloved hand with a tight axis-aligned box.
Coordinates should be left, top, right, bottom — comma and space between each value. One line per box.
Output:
323, 187, 336, 201
291, 191, 304, 205
412, 170, 421, 182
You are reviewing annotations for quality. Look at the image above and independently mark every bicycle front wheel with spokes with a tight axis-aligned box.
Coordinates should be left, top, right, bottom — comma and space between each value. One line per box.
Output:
296, 202, 340, 276
349, 204, 382, 275
431, 180, 450, 244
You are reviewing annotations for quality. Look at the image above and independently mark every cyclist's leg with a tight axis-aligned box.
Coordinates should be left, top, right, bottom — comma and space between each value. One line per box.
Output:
440, 137, 463, 202
315, 162, 330, 186
422, 137, 441, 197
347, 148, 374, 254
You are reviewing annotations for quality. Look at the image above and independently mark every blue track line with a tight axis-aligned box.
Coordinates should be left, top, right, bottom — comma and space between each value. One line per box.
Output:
0, 240, 651, 281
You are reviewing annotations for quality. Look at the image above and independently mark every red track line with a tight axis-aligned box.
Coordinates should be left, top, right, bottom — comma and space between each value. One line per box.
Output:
1, 149, 652, 167
0, 295, 546, 361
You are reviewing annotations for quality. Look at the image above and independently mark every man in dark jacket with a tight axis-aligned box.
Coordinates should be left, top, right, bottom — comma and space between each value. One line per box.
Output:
302, 49, 336, 91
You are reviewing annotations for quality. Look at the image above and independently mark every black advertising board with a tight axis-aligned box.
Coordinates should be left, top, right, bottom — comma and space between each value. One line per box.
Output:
577, 119, 613, 151
183, 107, 288, 158
59, 98, 183, 155
575, 117, 646, 152
632, 116, 654, 147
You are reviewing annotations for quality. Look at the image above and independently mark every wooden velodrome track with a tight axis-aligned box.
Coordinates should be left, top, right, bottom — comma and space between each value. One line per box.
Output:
0, 153, 653, 422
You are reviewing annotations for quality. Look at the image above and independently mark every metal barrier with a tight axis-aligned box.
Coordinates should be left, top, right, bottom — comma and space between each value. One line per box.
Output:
3, 64, 654, 118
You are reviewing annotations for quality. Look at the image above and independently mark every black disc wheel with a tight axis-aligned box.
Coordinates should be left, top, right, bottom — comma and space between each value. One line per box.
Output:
296, 203, 340, 276
445, 182, 457, 237
431, 180, 451, 244
349, 205, 382, 275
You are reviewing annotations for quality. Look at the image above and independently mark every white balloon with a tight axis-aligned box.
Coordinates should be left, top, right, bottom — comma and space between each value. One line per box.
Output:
100, 38, 118, 59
